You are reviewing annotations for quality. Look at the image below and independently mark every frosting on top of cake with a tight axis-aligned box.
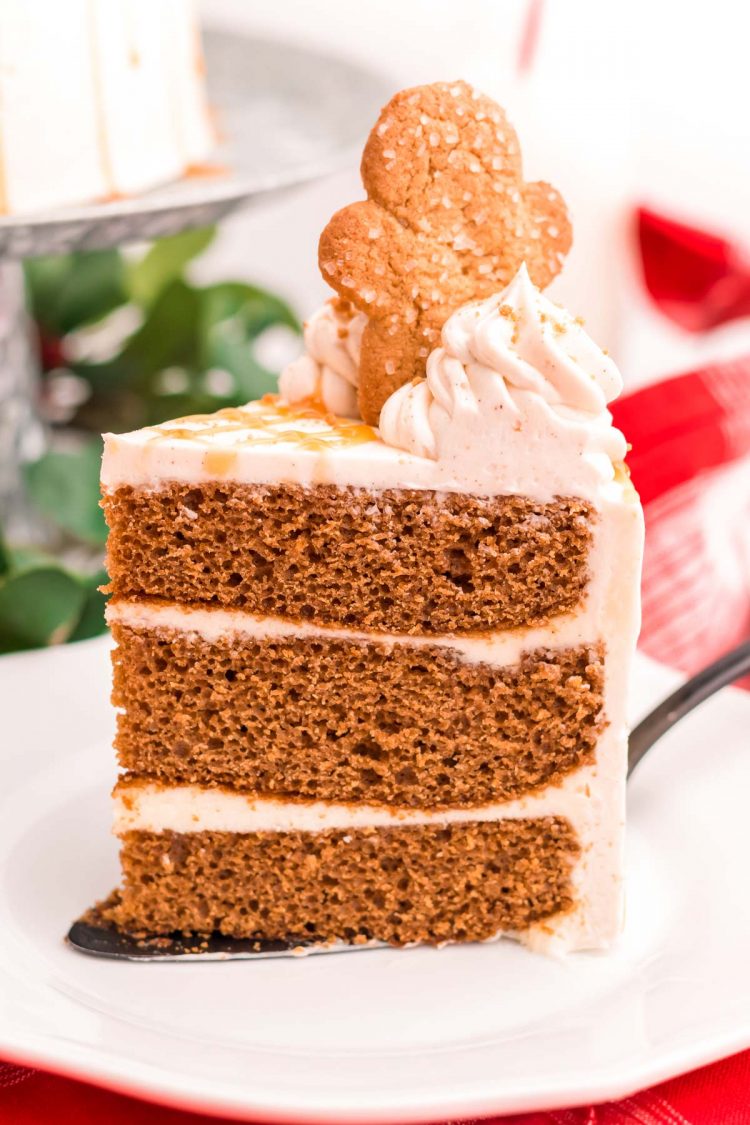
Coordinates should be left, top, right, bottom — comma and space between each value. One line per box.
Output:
378, 265, 627, 497
103, 269, 632, 504
273, 265, 629, 501
279, 299, 366, 419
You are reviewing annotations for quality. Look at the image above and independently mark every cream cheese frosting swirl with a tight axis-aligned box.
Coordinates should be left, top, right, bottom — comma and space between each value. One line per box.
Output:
279, 299, 366, 418
379, 264, 628, 500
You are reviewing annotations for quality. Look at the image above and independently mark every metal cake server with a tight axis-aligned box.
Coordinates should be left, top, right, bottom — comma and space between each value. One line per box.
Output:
627, 639, 750, 776
67, 639, 750, 961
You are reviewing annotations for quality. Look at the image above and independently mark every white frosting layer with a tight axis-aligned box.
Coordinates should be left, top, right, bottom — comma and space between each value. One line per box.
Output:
102, 269, 628, 504
380, 265, 627, 499
107, 599, 599, 669
0, 0, 212, 215
113, 772, 606, 835
279, 300, 366, 418
101, 397, 631, 505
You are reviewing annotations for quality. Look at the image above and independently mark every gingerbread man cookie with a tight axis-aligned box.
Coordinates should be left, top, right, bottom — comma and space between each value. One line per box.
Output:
318, 81, 572, 425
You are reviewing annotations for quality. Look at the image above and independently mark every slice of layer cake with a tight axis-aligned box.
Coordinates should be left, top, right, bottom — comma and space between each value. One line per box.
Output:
97, 81, 643, 955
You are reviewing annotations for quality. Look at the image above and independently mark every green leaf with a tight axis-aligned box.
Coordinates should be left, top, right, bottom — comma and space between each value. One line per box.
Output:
121, 279, 203, 392
72, 279, 203, 400
24, 440, 107, 546
198, 282, 301, 401
0, 524, 10, 577
0, 563, 86, 652
128, 227, 216, 308
56, 250, 128, 334
205, 318, 278, 400
25, 250, 127, 336
24, 255, 71, 335
7, 547, 60, 571
68, 568, 109, 642
201, 281, 301, 337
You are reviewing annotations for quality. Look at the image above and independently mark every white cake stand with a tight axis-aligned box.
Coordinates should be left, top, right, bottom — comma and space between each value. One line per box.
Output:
0, 30, 390, 535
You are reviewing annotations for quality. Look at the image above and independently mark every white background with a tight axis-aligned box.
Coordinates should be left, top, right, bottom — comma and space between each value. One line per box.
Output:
198, 0, 750, 386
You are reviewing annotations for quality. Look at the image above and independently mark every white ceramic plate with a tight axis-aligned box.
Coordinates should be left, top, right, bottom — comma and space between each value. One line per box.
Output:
1, 638, 749, 1123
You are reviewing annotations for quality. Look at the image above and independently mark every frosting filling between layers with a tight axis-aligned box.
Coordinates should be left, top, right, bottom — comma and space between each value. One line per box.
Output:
111, 764, 615, 955
106, 599, 602, 669
113, 774, 609, 836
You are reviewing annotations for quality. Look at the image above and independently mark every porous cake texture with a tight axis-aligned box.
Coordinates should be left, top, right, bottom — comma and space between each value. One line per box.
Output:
107, 820, 581, 945
95, 80, 644, 957
103, 483, 593, 634
111, 619, 605, 807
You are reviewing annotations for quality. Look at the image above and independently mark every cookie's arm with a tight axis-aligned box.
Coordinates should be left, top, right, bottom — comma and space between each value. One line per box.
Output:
318, 200, 410, 318
519, 181, 573, 290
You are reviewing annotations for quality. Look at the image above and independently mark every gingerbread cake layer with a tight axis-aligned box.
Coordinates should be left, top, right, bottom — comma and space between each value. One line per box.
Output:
104, 819, 580, 944
111, 618, 605, 807
103, 483, 594, 634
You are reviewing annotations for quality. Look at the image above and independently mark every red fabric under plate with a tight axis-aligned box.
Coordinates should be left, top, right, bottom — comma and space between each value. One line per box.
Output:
2, 1050, 750, 1123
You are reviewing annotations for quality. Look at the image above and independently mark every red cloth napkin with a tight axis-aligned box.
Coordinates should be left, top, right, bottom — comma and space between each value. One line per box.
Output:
611, 358, 750, 678
618, 207, 750, 679
3, 1049, 750, 1124
3, 208, 750, 1121
638, 207, 750, 332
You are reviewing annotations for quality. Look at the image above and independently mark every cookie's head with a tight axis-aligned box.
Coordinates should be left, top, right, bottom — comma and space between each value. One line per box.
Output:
319, 81, 572, 424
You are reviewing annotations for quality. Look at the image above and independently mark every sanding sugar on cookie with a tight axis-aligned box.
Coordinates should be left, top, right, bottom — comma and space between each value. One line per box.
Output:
318, 81, 572, 425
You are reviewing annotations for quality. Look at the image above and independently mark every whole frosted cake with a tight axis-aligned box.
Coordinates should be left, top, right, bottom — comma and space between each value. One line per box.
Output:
97, 82, 643, 955
0, 0, 213, 215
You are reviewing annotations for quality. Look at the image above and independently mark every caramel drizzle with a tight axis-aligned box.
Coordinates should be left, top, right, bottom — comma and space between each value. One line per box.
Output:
184, 161, 230, 180
144, 394, 377, 476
